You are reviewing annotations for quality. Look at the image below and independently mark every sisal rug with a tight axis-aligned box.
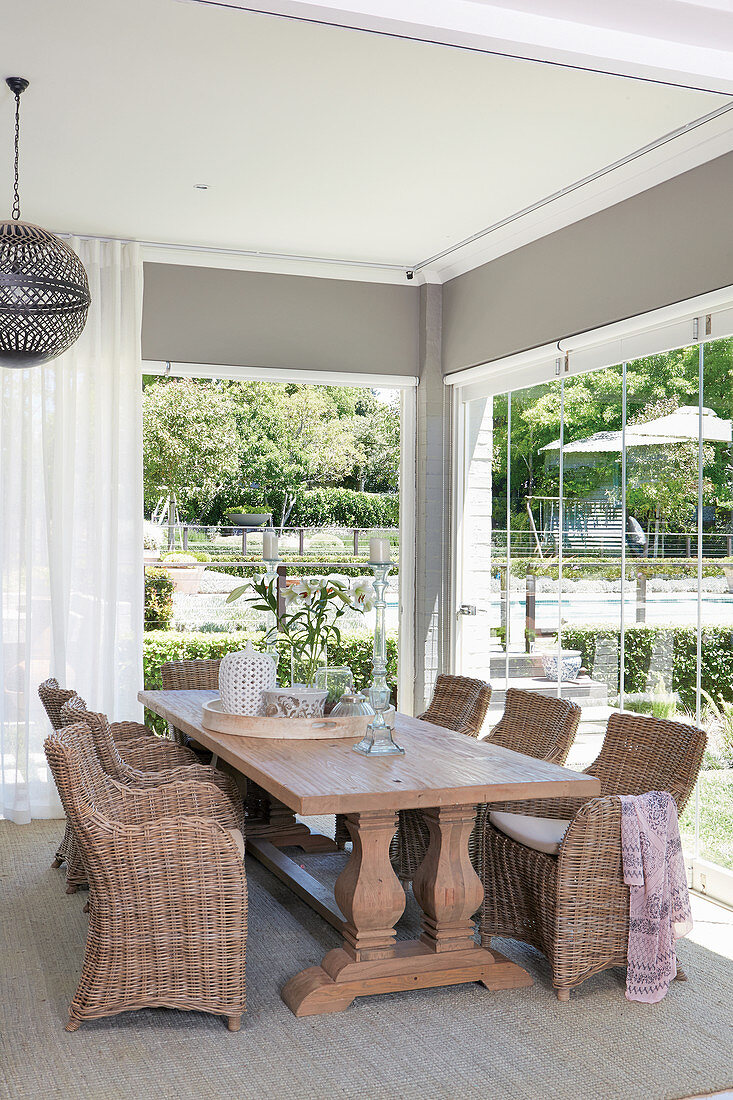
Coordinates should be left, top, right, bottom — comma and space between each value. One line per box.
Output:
1, 820, 731, 1100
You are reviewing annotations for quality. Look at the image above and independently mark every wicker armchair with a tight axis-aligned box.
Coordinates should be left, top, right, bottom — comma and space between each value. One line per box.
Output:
39, 677, 198, 873
335, 674, 492, 869
44, 725, 247, 1032
61, 696, 212, 776
471, 690, 581, 875
54, 703, 244, 894
479, 710, 706, 1001
160, 658, 270, 820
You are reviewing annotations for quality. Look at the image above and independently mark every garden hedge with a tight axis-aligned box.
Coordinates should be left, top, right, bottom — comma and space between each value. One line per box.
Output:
143, 630, 397, 734
506, 559, 728, 581
559, 623, 733, 708
229, 487, 398, 528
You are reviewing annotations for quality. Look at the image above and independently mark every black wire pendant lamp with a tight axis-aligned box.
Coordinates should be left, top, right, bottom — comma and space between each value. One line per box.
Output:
0, 77, 91, 367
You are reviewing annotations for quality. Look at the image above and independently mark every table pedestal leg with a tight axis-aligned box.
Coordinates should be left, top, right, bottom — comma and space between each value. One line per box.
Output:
412, 805, 484, 951
281, 805, 532, 1017
246, 795, 338, 853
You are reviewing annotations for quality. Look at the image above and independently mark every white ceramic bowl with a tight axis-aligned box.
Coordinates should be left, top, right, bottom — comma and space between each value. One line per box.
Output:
262, 686, 329, 719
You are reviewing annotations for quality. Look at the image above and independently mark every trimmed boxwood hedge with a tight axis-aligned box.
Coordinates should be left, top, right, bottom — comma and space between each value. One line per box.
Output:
509, 559, 728, 581
143, 630, 397, 735
559, 623, 733, 708
228, 487, 398, 528
196, 556, 396, 579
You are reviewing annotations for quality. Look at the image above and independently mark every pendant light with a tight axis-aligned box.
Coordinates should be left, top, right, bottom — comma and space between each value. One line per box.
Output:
0, 77, 90, 367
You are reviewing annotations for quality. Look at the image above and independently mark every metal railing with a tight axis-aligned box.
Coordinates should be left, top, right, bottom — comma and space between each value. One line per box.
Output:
150, 524, 399, 558
490, 529, 733, 559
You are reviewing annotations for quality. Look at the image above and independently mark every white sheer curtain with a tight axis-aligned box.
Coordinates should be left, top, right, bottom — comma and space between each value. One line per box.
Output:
0, 238, 143, 821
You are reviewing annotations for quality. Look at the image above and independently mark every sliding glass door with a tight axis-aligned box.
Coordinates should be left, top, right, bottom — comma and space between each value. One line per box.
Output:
455, 336, 733, 902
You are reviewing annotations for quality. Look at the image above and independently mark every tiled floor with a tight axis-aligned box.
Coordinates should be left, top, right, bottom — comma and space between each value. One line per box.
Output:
687, 893, 733, 959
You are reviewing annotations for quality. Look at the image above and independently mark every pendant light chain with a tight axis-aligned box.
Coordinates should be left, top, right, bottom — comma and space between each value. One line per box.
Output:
1, 75, 91, 366
12, 88, 21, 221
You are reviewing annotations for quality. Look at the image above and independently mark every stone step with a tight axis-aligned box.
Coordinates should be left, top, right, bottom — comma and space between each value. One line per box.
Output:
489, 653, 546, 677
487, 674, 609, 708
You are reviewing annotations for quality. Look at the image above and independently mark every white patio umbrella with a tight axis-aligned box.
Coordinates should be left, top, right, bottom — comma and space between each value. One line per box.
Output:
541, 405, 732, 454
631, 405, 732, 443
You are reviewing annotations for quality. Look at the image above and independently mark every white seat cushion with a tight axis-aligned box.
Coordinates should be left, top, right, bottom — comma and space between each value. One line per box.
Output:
489, 811, 571, 855
227, 827, 245, 860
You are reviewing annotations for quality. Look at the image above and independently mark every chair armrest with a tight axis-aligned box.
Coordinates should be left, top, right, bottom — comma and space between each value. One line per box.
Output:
116, 735, 199, 769
114, 763, 244, 831
88, 815, 247, 908
105, 777, 241, 832
557, 796, 623, 876
485, 794, 590, 819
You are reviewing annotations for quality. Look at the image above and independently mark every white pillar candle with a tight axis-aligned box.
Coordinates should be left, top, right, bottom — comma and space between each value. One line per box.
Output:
263, 531, 279, 560
369, 536, 391, 563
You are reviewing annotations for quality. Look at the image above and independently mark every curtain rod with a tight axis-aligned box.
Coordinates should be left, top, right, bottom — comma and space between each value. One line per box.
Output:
412, 99, 733, 273
54, 232, 409, 275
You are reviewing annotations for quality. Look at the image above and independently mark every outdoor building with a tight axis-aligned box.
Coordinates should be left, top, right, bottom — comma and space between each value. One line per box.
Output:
1, 4, 732, 1100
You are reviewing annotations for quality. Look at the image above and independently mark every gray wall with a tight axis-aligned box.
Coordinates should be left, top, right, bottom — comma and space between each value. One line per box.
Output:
142, 263, 419, 376
443, 151, 733, 375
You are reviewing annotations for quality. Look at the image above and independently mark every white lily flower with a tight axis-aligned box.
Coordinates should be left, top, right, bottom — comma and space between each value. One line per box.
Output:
302, 575, 324, 595
350, 577, 376, 612
282, 585, 303, 608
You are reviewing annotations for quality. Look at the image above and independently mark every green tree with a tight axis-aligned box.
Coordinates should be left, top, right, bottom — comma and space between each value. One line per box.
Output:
142, 379, 240, 522
223, 383, 365, 527
349, 396, 400, 492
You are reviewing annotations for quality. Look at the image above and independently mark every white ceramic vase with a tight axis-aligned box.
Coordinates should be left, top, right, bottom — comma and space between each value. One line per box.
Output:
219, 643, 277, 716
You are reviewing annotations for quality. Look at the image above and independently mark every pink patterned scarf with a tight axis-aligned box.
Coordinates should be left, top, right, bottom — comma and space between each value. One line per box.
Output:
619, 791, 693, 1003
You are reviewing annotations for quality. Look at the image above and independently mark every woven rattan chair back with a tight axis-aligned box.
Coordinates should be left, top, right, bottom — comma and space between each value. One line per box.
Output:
418, 674, 492, 738
44, 727, 97, 822
38, 678, 86, 731
486, 689, 580, 765
70, 722, 121, 808
587, 709, 706, 812
60, 696, 127, 779
39, 679, 88, 878
159, 658, 222, 747
160, 659, 221, 691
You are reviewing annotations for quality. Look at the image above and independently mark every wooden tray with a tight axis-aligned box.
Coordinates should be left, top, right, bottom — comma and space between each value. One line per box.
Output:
201, 698, 371, 740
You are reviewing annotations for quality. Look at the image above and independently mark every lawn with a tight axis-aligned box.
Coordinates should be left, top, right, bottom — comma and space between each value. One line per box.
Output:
679, 768, 733, 870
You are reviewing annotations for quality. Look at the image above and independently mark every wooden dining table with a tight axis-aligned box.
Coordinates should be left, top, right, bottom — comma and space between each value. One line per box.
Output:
140, 688, 601, 1017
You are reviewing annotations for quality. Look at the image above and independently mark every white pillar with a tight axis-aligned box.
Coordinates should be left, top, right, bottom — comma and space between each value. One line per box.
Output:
459, 397, 495, 680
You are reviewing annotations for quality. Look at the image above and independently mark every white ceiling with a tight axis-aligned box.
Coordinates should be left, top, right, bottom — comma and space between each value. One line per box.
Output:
2, 0, 730, 278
